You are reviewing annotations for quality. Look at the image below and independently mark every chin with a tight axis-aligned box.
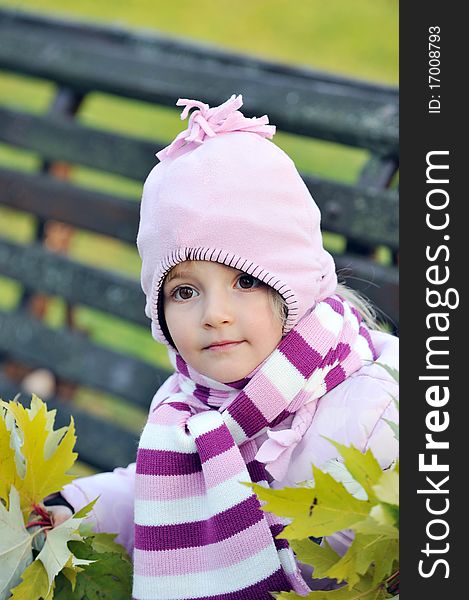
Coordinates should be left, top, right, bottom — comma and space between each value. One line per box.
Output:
202, 367, 246, 384
213, 374, 239, 384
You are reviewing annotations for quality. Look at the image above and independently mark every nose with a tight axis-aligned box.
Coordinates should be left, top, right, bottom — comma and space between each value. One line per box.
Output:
201, 290, 234, 328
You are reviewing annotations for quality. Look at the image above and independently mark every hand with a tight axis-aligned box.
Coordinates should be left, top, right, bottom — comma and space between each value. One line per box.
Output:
42, 492, 75, 528
26, 500, 73, 552
46, 503, 74, 527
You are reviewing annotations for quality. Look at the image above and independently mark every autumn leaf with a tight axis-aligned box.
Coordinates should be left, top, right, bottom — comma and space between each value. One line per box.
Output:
36, 512, 94, 589
74, 497, 99, 519
55, 540, 132, 600
283, 467, 372, 539
1, 396, 132, 599
325, 534, 397, 589
0, 405, 19, 507
3, 491, 95, 599
289, 538, 341, 580
86, 532, 132, 562
273, 573, 390, 599
271, 592, 311, 599
324, 441, 383, 503
368, 538, 399, 588
4, 395, 78, 519
243, 482, 317, 522
321, 460, 367, 501
61, 555, 84, 592
8, 560, 50, 600
373, 469, 399, 507
249, 467, 372, 542
249, 400, 399, 599
27, 395, 69, 460
0, 487, 34, 600
71, 553, 132, 600
291, 532, 397, 592
353, 511, 398, 539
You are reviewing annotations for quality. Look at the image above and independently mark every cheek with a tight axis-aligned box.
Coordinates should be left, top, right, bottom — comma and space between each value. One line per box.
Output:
266, 319, 284, 347
245, 297, 283, 344
163, 304, 176, 334
164, 305, 193, 349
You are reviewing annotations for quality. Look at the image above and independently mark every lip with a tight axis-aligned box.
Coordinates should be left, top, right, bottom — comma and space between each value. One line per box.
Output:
204, 340, 244, 351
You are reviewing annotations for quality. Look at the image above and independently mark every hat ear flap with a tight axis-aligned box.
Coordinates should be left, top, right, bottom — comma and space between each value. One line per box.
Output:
157, 281, 177, 349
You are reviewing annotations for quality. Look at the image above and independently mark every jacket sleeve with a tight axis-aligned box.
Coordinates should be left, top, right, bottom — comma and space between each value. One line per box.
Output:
359, 328, 399, 467
61, 463, 136, 557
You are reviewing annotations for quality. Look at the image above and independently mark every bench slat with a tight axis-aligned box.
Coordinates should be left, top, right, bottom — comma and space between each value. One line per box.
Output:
0, 167, 398, 249
0, 10, 398, 154
0, 309, 170, 408
0, 7, 398, 104
0, 374, 139, 470
0, 167, 139, 243
0, 238, 147, 326
358, 155, 399, 188
0, 106, 159, 181
304, 175, 398, 250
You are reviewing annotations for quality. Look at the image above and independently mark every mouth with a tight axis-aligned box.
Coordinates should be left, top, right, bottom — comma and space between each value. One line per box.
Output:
204, 340, 245, 351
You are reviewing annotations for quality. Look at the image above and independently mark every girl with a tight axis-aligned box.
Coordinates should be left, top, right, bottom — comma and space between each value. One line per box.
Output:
47, 95, 398, 598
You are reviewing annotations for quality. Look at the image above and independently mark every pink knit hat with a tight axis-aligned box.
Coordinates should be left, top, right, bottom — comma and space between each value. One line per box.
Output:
136, 94, 337, 346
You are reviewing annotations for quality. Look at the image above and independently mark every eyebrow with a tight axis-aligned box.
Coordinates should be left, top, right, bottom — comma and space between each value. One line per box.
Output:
164, 269, 195, 285
164, 265, 245, 287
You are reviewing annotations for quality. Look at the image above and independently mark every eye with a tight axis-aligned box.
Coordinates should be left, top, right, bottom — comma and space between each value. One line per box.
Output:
236, 274, 261, 289
172, 286, 198, 301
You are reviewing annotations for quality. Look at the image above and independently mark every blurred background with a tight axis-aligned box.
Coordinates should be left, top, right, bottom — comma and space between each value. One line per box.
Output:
0, 0, 398, 474
0, 0, 398, 81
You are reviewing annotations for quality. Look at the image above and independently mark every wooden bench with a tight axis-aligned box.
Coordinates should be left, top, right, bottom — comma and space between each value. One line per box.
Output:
0, 8, 398, 474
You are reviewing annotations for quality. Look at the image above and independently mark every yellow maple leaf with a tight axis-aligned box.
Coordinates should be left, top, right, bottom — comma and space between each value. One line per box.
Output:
9, 559, 50, 600
62, 554, 84, 592
0, 404, 19, 507
3, 394, 78, 520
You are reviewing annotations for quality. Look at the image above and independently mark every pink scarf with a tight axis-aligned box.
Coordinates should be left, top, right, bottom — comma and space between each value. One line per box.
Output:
133, 295, 376, 600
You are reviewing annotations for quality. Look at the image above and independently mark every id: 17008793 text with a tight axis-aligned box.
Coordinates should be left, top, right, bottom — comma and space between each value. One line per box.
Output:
428, 26, 441, 114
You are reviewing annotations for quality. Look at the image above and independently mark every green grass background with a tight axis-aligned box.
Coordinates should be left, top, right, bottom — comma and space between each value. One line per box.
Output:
0, 0, 398, 83
0, 0, 398, 474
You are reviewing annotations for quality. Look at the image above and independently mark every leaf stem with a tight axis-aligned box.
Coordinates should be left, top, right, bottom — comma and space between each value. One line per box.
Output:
26, 503, 53, 530
385, 570, 399, 583
385, 569, 400, 595
33, 503, 52, 522
26, 520, 51, 529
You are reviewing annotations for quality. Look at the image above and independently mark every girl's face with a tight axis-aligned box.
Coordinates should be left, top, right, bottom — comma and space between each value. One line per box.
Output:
163, 261, 284, 383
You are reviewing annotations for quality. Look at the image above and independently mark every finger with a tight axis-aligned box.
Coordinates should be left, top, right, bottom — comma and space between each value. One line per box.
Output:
47, 504, 73, 527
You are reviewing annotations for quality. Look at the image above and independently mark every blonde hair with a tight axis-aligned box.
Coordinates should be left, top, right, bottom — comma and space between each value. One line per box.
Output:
268, 282, 385, 332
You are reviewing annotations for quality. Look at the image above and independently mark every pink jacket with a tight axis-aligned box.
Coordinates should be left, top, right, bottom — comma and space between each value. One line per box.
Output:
62, 329, 398, 579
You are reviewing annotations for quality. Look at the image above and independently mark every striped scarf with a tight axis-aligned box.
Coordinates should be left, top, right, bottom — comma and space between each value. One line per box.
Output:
133, 295, 377, 600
